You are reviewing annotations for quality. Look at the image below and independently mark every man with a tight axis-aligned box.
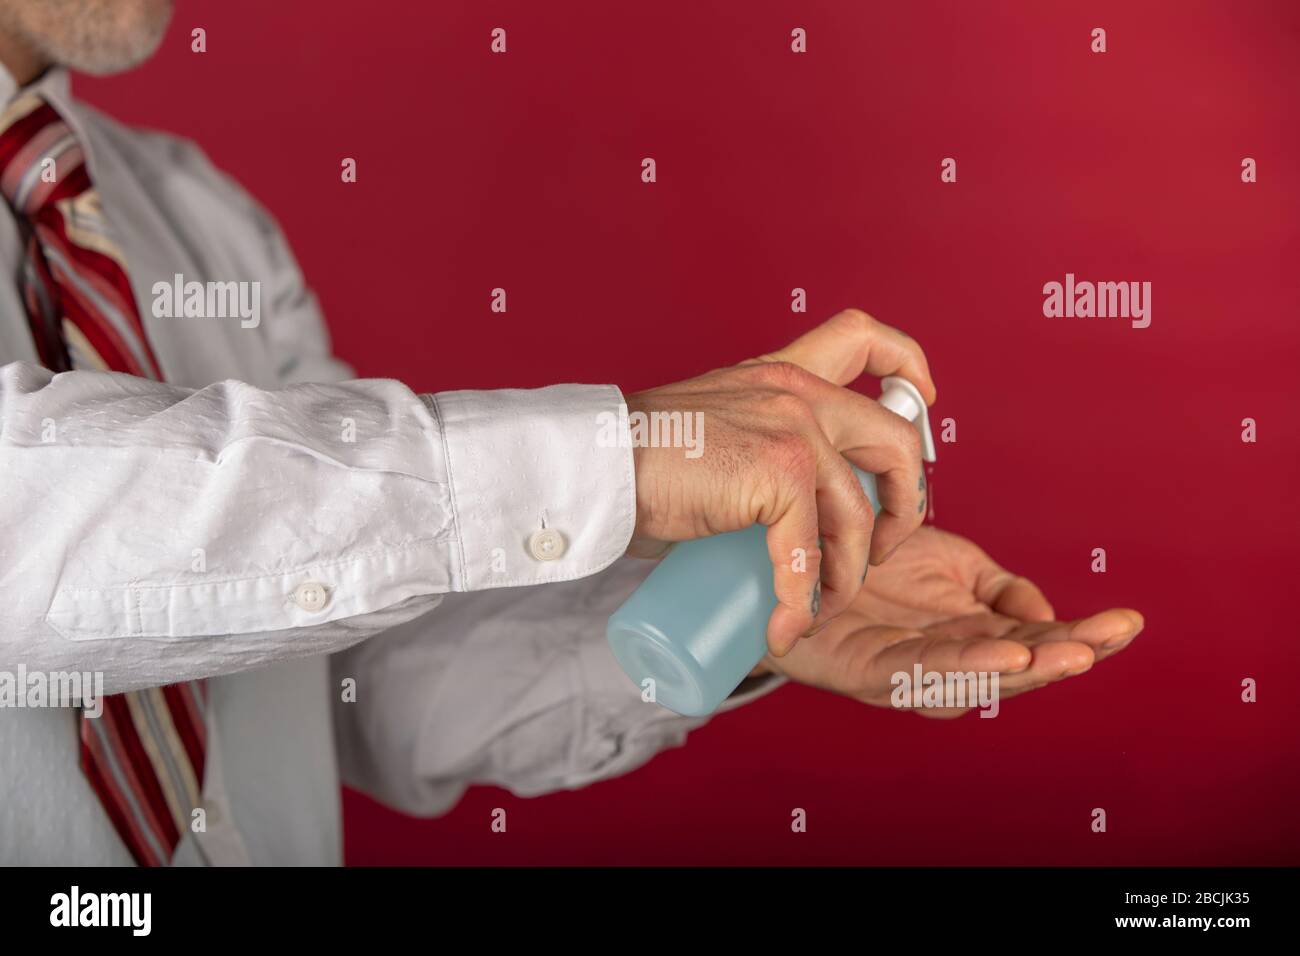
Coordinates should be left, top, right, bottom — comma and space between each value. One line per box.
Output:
0, 0, 1142, 865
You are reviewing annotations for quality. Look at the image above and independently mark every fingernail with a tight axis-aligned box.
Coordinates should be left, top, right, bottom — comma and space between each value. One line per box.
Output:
1102, 635, 1131, 650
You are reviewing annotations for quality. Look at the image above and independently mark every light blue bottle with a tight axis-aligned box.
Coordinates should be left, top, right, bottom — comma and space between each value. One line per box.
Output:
607, 377, 936, 716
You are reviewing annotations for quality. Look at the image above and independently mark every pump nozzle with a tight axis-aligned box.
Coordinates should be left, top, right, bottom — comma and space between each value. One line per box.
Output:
879, 376, 936, 462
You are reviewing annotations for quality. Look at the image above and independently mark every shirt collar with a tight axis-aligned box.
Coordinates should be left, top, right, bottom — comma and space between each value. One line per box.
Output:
0, 61, 72, 108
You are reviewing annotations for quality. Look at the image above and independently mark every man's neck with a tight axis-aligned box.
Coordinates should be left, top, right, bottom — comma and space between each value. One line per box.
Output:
0, 32, 50, 87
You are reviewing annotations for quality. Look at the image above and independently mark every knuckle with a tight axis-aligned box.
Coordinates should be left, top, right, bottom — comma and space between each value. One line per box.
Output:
767, 431, 817, 478
846, 491, 877, 533
754, 359, 807, 392
837, 308, 876, 336
896, 422, 923, 462
802, 542, 825, 572
763, 388, 814, 425
776, 569, 808, 595
778, 597, 813, 618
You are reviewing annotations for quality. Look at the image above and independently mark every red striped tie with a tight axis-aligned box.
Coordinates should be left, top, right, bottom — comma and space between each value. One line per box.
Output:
0, 92, 208, 865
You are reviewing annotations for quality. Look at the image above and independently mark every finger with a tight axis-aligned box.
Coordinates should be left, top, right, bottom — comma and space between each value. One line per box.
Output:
741, 363, 926, 564
996, 619, 1075, 647
866, 619, 1091, 699
761, 449, 822, 657
863, 630, 1032, 717
808, 443, 876, 628
999, 611, 1141, 655
762, 309, 937, 402
993, 639, 1096, 695
979, 571, 1056, 622
847, 420, 924, 565
758, 367, 924, 563
1063, 608, 1145, 662
865, 632, 1034, 693
813, 399, 924, 565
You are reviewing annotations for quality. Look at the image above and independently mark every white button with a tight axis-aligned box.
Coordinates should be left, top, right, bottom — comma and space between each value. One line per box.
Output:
527, 529, 566, 561
293, 581, 329, 612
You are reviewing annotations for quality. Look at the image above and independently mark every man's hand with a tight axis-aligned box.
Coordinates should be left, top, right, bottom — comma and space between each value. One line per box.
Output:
752, 526, 1144, 716
627, 310, 936, 658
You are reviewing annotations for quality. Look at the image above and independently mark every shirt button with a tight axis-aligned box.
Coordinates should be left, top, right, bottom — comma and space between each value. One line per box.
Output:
527, 529, 566, 561
293, 581, 329, 612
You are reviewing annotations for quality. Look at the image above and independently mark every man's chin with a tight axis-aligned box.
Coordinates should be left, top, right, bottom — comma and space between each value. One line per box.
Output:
22, 0, 174, 77
64, 46, 163, 77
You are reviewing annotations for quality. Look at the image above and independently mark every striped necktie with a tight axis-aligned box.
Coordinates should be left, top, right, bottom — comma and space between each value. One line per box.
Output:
0, 92, 208, 866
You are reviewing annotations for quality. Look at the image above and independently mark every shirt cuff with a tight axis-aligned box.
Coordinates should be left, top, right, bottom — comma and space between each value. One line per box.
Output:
423, 385, 635, 592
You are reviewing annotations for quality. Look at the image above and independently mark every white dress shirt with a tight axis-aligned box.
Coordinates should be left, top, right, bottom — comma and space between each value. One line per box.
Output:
0, 66, 777, 864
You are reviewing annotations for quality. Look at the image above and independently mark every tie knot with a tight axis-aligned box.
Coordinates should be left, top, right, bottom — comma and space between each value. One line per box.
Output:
0, 92, 87, 215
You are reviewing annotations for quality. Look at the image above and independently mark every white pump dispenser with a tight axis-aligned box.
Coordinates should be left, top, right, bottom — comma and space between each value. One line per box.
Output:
878, 375, 937, 464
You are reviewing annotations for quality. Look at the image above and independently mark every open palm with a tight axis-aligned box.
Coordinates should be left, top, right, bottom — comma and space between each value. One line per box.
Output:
756, 526, 1144, 716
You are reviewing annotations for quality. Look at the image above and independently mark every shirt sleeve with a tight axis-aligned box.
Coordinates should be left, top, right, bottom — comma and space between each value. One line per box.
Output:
0, 360, 635, 693
330, 556, 785, 817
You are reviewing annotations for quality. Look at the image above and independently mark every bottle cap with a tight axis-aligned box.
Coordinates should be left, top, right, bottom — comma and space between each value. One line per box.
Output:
879, 376, 936, 462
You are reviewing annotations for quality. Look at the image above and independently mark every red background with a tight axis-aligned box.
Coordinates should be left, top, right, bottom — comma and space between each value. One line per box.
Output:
80, 1, 1298, 864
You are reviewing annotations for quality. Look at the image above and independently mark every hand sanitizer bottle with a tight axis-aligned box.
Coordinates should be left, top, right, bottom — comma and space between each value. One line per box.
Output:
606, 376, 936, 716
